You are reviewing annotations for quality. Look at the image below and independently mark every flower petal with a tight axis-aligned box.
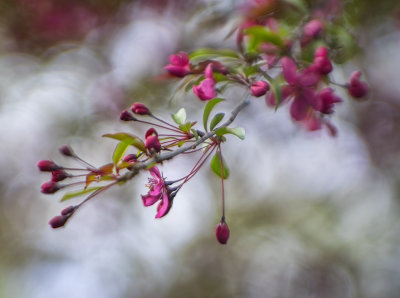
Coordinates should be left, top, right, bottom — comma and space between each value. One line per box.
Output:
290, 96, 309, 121
155, 191, 171, 218
142, 193, 161, 206
281, 57, 298, 85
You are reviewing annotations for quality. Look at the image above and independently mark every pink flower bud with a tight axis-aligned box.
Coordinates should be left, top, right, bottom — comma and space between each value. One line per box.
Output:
51, 170, 69, 182
37, 160, 61, 172
317, 88, 341, 114
41, 181, 61, 194
131, 102, 151, 115
61, 206, 75, 216
145, 128, 161, 153
303, 19, 324, 38
120, 110, 136, 121
164, 51, 191, 77
59, 145, 74, 157
49, 215, 67, 229
193, 64, 216, 101
348, 71, 369, 99
312, 47, 332, 75
251, 80, 270, 97
216, 218, 230, 244
122, 154, 137, 163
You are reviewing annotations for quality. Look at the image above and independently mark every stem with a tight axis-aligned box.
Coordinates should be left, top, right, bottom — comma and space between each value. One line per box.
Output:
218, 144, 225, 217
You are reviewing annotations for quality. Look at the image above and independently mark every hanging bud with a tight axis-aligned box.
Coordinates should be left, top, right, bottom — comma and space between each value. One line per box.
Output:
348, 71, 369, 99
41, 181, 61, 194
122, 154, 137, 163
145, 128, 161, 153
37, 160, 61, 172
251, 81, 270, 97
49, 215, 68, 229
61, 205, 76, 216
312, 46, 333, 75
51, 170, 69, 182
131, 102, 151, 115
59, 145, 75, 157
120, 110, 136, 121
216, 217, 230, 244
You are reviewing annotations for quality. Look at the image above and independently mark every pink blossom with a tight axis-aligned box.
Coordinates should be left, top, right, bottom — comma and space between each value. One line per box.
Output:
267, 57, 320, 121
164, 51, 191, 77
141, 167, 173, 218
301, 19, 324, 46
193, 64, 217, 101
348, 71, 368, 98
216, 218, 230, 244
251, 80, 270, 97
316, 88, 341, 114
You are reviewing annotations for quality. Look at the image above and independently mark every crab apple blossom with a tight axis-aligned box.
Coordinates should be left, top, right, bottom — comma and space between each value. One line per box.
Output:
348, 71, 369, 98
312, 46, 333, 75
251, 80, 270, 97
49, 215, 68, 229
193, 64, 216, 101
301, 19, 324, 46
317, 87, 342, 114
120, 110, 136, 121
51, 170, 69, 182
164, 51, 191, 77
141, 167, 173, 218
216, 218, 230, 244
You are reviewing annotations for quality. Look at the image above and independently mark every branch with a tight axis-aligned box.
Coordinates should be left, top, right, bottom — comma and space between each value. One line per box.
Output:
118, 94, 251, 182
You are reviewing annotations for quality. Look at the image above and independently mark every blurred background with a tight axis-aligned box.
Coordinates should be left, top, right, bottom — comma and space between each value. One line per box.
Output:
1, 0, 400, 297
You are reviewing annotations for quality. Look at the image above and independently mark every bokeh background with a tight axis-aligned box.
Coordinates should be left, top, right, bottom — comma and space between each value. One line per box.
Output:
1, 0, 400, 297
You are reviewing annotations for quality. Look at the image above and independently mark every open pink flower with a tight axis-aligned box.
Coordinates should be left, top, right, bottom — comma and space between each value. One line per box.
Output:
266, 57, 320, 121
193, 64, 216, 101
164, 51, 191, 77
141, 167, 172, 218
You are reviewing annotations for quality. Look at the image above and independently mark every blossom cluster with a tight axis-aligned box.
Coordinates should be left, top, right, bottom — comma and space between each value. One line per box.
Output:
38, 0, 369, 245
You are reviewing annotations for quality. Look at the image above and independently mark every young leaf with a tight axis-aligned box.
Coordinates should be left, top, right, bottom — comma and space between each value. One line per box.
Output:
179, 122, 193, 133
112, 141, 130, 165
61, 187, 103, 202
215, 127, 245, 140
103, 133, 146, 152
210, 152, 229, 179
203, 97, 225, 131
189, 48, 240, 63
209, 113, 225, 131
172, 108, 187, 125
191, 129, 199, 140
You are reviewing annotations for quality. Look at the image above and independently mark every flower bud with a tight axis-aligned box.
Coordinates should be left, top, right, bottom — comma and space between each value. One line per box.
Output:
122, 154, 137, 163
59, 145, 74, 157
348, 71, 368, 99
49, 215, 67, 229
145, 128, 161, 153
37, 160, 61, 171
120, 110, 136, 121
164, 51, 191, 77
41, 181, 61, 194
312, 47, 332, 75
131, 102, 151, 115
251, 81, 270, 97
216, 218, 230, 244
51, 170, 69, 182
61, 206, 76, 216
303, 19, 324, 38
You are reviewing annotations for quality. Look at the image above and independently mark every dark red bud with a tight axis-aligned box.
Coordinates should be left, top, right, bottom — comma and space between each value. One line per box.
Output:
59, 145, 74, 157
122, 154, 137, 163
131, 102, 151, 115
145, 135, 161, 153
120, 110, 136, 121
348, 71, 368, 99
51, 170, 69, 182
37, 160, 61, 171
49, 215, 68, 229
41, 181, 61, 194
216, 219, 230, 244
61, 206, 76, 216
251, 81, 270, 97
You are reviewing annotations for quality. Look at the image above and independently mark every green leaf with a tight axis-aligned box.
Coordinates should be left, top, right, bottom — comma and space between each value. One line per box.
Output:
203, 97, 225, 131
209, 113, 225, 131
61, 187, 103, 202
103, 133, 146, 152
191, 129, 199, 140
189, 48, 240, 62
271, 80, 282, 110
179, 122, 193, 133
210, 152, 229, 179
172, 108, 187, 125
215, 127, 245, 140
112, 141, 130, 165
244, 26, 284, 55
